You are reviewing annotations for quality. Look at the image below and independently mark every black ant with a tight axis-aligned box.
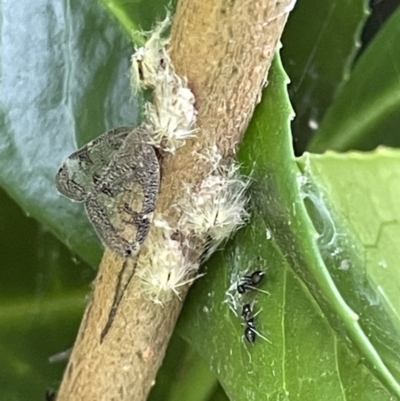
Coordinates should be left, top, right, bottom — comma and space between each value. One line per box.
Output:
237, 270, 267, 294
242, 303, 256, 343
241, 303, 271, 344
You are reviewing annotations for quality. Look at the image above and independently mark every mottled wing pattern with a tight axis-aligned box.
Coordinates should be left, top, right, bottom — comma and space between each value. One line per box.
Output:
85, 125, 160, 257
55, 126, 132, 201
56, 123, 160, 258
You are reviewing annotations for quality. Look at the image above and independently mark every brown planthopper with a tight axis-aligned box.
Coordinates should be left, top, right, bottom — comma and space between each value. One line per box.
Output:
55, 123, 160, 258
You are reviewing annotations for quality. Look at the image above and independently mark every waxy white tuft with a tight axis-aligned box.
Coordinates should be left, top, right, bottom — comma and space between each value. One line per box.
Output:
178, 153, 250, 259
131, 14, 197, 153
130, 16, 170, 92
144, 76, 197, 152
137, 219, 199, 305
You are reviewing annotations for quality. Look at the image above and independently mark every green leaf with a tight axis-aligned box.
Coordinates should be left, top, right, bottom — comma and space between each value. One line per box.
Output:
179, 53, 400, 400
0, 0, 150, 266
281, 0, 369, 154
297, 150, 400, 389
149, 334, 220, 401
0, 187, 94, 400
208, 385, 230, 401
308, 6, 400, 153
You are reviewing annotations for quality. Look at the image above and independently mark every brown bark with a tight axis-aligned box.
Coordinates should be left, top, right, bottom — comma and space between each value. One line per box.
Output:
56, 1, 294, 400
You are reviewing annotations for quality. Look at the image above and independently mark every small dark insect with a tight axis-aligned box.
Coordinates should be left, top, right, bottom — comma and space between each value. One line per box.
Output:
244, 325, 256, 343
241, 303, 271, 344
245, 270, 265, 285
237, 270, 267, 294
242, 303, 257, 343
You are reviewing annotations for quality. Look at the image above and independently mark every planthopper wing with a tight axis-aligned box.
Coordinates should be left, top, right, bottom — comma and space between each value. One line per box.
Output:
55, 126, 132, 201
84, 123, 160, 257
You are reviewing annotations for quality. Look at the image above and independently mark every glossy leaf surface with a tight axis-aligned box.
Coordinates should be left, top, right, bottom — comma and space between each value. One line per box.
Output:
0, 187, 94, 399
0, 0, 143, 267
281, 0, 369, 154
308, 7, 400, 153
